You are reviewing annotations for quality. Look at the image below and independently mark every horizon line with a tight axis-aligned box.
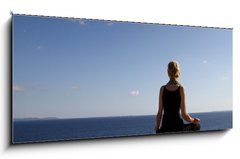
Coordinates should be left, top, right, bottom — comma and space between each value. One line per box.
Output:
13, 110, 232, 120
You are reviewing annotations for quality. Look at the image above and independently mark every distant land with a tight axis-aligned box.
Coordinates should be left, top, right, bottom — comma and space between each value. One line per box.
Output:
13, 110, 232, 121
14, 117, 59, 121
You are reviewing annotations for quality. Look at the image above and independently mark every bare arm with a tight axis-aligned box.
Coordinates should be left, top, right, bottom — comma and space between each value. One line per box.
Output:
180, 86, 200, 124
155, 86, 164, 131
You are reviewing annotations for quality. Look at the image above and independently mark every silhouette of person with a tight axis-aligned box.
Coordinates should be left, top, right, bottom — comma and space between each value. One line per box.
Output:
155, 61, 200, 133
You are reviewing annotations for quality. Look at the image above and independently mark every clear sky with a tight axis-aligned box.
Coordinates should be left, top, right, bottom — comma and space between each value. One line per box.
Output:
13, 15, 232, 119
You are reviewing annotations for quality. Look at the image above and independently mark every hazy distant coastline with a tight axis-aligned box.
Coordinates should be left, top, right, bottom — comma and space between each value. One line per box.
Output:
14, 117, 59, 121
13, 110, 232, 121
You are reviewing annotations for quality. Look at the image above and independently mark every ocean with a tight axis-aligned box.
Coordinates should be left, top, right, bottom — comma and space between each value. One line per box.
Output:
13, 111, 232, 144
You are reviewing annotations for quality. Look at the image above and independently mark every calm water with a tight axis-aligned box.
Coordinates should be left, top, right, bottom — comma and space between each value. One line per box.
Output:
13, 111, 232, 144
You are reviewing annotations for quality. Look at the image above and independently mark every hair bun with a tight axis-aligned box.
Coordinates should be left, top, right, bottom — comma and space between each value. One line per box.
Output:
168, 61, 180, 79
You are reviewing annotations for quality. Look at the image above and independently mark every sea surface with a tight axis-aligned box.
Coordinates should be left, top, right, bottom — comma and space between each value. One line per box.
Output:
13, 111, 232, 144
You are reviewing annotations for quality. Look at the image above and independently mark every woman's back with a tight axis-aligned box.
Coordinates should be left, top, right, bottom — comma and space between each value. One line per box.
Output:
163, 85, 181, 116
161, 84, 184, 132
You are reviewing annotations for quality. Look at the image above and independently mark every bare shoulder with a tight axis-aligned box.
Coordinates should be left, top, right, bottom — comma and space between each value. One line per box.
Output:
179, 85, 185, 94
159, 85, 165, 95
160, 85, 165, 91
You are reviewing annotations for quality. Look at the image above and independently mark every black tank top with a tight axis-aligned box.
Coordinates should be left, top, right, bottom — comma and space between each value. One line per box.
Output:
161, 85, 184, 132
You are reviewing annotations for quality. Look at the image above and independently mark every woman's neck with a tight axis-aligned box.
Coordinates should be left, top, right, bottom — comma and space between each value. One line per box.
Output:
168, 78, 179, 85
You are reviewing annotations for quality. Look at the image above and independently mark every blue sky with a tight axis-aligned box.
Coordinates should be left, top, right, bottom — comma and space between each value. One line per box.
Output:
13, 15, 232, 118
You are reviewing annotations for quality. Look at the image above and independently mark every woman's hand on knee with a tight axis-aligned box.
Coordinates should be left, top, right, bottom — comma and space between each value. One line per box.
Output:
193, 118, 200, 124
